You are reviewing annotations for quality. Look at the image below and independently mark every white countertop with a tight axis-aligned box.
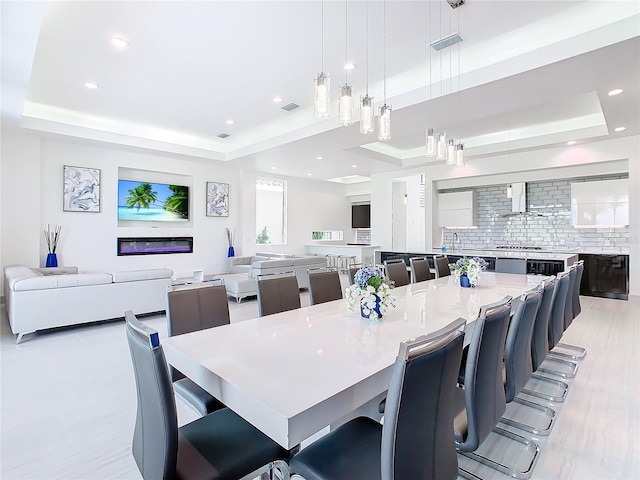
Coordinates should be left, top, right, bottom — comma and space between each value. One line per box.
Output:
306, 244, 379, 248
426, 249, 578, 261
164, 272, 546, 449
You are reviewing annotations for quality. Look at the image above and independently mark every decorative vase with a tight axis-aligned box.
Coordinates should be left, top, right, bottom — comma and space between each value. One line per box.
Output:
227, 246, 235, 257
46, 253, 58, 268
460, 274, 471, 288
361, 294, 383, 320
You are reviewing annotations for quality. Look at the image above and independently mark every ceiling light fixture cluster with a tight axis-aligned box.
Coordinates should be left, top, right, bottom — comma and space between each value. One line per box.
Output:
425, 0, 465, 167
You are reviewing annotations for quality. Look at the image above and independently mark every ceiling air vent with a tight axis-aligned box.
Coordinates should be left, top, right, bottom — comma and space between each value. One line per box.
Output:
217, 133, 230, 139
281, 103, 299, 112
430, 32, 463, 51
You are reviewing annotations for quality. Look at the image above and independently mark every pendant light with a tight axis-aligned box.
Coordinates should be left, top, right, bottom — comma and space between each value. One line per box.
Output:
436, 131, 447, 160
455, 142, 465, 167
446, 138, 456, 165
360, 0, 375, 134
425, 0, 436, 157
378, 0, 391, 141
339, 0, 354, 126
314, 0, 330, 119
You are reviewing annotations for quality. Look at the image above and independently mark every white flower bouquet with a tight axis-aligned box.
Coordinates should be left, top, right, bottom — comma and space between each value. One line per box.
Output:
449, 256, 487, 287
346, 266, 396, 320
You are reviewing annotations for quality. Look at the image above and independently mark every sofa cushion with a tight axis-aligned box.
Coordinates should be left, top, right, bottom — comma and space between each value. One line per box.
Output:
4, 266, 43, 290
293, 256, 327, 267
112, 268, 173, 283
251, 259, 294, 269
37, 266, 79, 276
13, 272, 113, 291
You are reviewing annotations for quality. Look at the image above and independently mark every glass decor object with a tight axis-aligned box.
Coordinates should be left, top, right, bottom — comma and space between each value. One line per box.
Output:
378, 104, 392, 141
46, 253, 58, 268
425, 127, 436, 157
456, 142, 465, 167
459, 274, 471, 288
446, 138, 456, 165
314, 72, 330, 118
436, 132, 447, 161
339, 84, 354, 126
360, 95, 375, 134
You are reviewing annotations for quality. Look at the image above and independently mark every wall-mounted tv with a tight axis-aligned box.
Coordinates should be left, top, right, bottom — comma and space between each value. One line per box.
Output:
118, 180, 189, 222
352, 204, 371, 228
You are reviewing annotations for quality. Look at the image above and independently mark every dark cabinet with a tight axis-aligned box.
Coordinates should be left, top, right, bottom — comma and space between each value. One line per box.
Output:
579, 254, 629, 300
527, 260, 565, 276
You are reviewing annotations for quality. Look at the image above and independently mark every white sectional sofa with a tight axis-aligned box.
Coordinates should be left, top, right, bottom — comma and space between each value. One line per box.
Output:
3, 265, 173, 343
223, 254, 327, 302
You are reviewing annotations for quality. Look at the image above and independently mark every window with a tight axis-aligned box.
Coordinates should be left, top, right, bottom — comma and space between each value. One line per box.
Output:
256, 178, 286, 245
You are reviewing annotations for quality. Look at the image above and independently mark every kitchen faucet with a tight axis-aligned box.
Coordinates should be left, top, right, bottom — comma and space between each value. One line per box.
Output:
453, 232, 460, 251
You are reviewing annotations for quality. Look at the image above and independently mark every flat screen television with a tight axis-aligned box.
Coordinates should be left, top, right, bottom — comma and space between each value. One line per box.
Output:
352, 204, 371, 228
118, 180, 189, 222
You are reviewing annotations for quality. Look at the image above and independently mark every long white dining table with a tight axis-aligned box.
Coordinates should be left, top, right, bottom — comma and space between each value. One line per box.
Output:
163, 272, 548, 450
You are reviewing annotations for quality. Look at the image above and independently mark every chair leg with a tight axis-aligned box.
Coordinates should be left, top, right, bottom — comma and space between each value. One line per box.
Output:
537, 355, 578, 379
499, 397, 556, 436
520, 373, 569, 403
549, 342, 587, 360
458, 426, 540, 479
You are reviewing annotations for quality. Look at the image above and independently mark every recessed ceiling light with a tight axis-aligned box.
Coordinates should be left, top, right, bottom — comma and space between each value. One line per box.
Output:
271, 166, 278, 170
84, 81, 99, 89
608, 88, 623, 96
307, 173, 313, 176
226, 119, 235, 125
316, 156, 323, 160
273, 96, 283, 103
352, 164, 358, 168
614, 126, 626, 132
111, 37, 129, 48
567, 140, 577, 145
344, 62, 356, 70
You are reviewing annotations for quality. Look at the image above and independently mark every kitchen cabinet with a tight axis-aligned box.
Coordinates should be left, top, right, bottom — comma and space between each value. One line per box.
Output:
579, 254, 629, 300
571, 179, 629, 227
437, 191, 475, 228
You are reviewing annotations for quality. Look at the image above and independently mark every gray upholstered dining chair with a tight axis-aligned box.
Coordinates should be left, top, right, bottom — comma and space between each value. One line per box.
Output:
289, 317, 466, 480
523, 276, 569, 403
453, 296, 541, 480
499, 288, 556, 437
256, 271, 301, 317
434, 255, 451, 278
348, 264, 362, 286
125, 311, 292, 480
551, 261, 587, 360
307, 268, 343, 305
166, 281, 229, 416
383, 259, 409, 287
538, 271, 579, 378
409, 256, 433, 283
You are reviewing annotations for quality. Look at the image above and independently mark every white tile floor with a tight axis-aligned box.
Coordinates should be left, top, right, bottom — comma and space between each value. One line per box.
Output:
1, 285, 639, 479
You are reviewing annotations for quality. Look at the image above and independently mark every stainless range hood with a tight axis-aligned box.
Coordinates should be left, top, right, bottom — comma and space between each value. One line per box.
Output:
500, 182, 543, 218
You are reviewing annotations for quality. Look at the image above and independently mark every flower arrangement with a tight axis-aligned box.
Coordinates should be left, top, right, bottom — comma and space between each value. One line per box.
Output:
449, 256, 487, 287
346, 266, 396, 320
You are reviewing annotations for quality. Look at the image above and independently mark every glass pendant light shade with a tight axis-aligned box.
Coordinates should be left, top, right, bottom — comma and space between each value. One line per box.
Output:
378, 104, 391, 141
506, 185, 513, 199
339, 84, 354, 126
425, 127, 436, 157
360, 95, 375, 134
436, 132, 447, 161
455, 142, 465, 167
314, 72, 330, 118
446, 138, 456, 165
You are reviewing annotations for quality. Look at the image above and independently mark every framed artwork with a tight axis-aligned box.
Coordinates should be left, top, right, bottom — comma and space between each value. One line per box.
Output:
63, 165, 101, 212
206, 181, 229, 217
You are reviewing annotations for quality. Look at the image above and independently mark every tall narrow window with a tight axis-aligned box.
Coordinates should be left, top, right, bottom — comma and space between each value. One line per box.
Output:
256, 178, 286, 245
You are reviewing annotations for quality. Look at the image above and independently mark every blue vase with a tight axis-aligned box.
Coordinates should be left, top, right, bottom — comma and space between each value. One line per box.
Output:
227, 246, 235, 257
460, 274, 471, 288
361, 294, 382, 319
46, 253, 58, 268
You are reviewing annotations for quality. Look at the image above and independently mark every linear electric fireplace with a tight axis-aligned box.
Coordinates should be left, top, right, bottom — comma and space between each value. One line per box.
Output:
117, 237, 193, 256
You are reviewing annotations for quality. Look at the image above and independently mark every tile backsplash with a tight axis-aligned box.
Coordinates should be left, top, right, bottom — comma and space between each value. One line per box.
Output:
440, 174, 630, 253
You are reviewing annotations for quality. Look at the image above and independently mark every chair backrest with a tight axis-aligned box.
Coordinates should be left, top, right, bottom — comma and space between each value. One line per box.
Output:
125, 310, 178, 480
531, 277, 557, 371
548, 271, 570, 349
504, 288, 543, 403
458, 296, 512, 452
347, 264, 362, 286
572, 260, 584, 318
256, 272, 301, 317
166, 281, 231, 381
564, 265, 577, 329
434, 255, 451, 278
384, 259, 409, 287
381, 318, 465, 480
409, 256, 433, 283
495, 258, 527, 274
307, 269, 343, 305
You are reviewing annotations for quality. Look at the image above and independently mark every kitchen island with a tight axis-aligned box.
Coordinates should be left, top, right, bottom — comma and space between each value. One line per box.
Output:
306, 244, 379, 265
